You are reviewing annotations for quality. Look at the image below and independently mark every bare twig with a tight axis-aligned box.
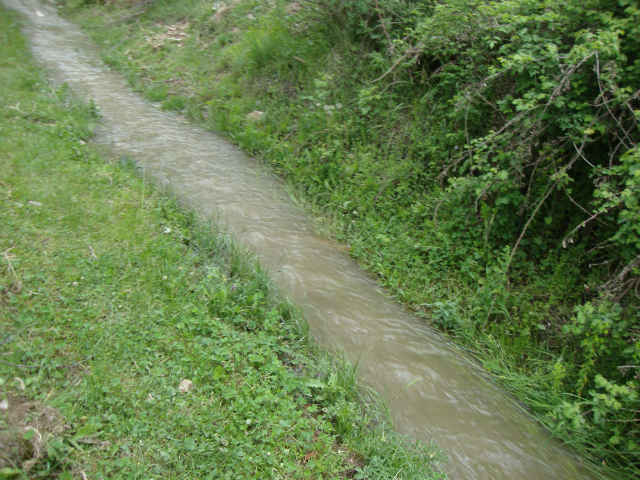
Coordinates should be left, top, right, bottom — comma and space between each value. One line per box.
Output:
572, 139, 596, 168
535, 53, 596, 131
562, 209, 612, 248
607, 136, 626, 169
425, 62, 454, 83
580, 240, 616, 259
507, 155, 579, 269
617, 277, 638, 300
563, 189, 615, 229
437, 108, 536, 181
595, 53, 636, 149
372, 42, 424, 83
600, 255, 640, 292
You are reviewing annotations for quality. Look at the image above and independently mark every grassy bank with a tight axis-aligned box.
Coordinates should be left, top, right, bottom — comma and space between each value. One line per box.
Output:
58, 0, 640, 477
0, 7, 445, 479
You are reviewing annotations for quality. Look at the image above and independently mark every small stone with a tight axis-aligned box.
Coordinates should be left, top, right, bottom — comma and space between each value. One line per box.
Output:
179, 379, 194, 393
0, 399, 8, 410
246, 110, 265, 122
28, 201, 42, 206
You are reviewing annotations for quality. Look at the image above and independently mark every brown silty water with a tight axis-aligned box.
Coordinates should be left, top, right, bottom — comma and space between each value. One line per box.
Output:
4, 1, 596, 478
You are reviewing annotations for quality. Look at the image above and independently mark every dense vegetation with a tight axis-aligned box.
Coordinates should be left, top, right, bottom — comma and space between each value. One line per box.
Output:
61, 0, 640, 477
0, 8, 445, 478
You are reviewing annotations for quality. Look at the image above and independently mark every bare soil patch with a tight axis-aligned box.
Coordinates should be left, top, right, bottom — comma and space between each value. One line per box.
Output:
0, 393, 68, 472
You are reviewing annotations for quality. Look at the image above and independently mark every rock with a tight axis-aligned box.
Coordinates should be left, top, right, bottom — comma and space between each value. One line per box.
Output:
178, 379, 194, 393
246, 110, 265, 122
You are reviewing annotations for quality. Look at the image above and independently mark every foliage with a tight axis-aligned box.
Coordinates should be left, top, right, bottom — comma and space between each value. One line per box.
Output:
391, 0, 640, 277
549, 302, 639, 467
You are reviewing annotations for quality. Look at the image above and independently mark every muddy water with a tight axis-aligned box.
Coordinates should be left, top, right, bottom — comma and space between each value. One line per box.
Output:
4, 1, 595, 478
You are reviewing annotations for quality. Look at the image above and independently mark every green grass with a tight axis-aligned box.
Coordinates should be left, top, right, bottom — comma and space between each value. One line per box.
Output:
0, 7, 444, 479
57, 0, 640, 478
47, 1, 640, 478
53, 0, 640, 478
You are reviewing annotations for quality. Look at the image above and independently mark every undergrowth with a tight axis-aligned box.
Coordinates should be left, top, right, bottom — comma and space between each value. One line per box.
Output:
0, 7, 445, 479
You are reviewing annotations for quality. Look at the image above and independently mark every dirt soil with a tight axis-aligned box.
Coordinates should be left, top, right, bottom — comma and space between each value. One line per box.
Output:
0, 393, 68, 472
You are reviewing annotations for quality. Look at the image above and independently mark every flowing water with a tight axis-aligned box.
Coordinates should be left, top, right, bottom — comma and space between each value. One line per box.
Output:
4, 1, 596, 478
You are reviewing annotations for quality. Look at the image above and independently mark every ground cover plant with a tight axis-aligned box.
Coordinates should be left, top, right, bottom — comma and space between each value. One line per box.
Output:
0, 7, 445, 478
58, 0, 639, 477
